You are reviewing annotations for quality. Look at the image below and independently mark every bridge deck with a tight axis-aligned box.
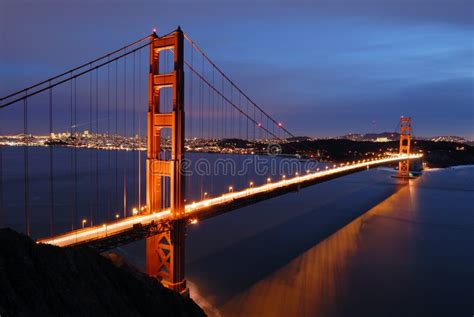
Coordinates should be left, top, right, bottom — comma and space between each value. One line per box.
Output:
37, 155, 421, 251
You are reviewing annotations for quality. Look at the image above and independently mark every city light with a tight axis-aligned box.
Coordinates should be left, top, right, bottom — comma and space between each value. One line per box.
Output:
228, 186, 233, 193
249, 181, 254, 188
132, 208, 138, 215
82, 219, 87, 229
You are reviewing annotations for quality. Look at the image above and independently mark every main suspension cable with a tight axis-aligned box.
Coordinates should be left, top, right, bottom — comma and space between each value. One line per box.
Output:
0, 35, 151, 103
184, 33, 296, 139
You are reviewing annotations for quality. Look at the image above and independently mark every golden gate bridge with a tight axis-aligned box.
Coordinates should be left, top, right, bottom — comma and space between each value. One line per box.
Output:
0, 27, 420, 295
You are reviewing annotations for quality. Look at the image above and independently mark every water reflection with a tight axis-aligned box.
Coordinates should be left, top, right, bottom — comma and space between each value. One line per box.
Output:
212, 168, 474, 317
218, 183, 412, 316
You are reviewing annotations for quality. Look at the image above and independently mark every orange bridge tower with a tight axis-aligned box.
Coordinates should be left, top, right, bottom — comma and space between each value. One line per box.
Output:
146, 28, 187, 295
398, 116, 411, 178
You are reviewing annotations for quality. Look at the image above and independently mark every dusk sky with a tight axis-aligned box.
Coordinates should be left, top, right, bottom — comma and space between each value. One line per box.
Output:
1, 0, 473, 138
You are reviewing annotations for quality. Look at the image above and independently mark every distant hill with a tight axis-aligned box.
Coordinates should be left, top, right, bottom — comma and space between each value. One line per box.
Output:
338, 132, 399, 142
279, 139, 474, 168
0, 228, 206, 317
286, 136, 313, 142
338, 132, 471, 144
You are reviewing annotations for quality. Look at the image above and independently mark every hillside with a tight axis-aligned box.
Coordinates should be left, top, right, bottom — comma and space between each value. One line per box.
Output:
0, 228, 206, 317
280, 139, 474, 168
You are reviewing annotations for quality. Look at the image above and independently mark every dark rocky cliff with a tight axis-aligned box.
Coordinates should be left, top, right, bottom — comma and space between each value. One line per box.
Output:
0, 228, 206, 317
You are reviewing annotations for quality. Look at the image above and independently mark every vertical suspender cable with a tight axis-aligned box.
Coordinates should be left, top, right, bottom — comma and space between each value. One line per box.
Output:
89, 70, 93, 226
74, 78, 78, 230
199, 56, 204, 199
230, 86, 234, 138
107, 61, 111, 220
132, 52, 136, 208
123, 56, 127, 217
69, 74, 73, 230
48, 84, 55, 236
188, 47, 193, 201
138, 49, 142, 211
246, 99, 249, 141
210, 66, 215, 195
73, 79, 79, 229
207, 65, 210, 141
95, 68, 99, 225
23, 91, 29, 236
222, 77, 225, 138
115, 61, 119, 214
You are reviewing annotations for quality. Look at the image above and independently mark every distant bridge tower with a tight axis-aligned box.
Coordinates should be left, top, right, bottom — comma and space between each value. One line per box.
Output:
146, 28, 187, 295
398, 116, 411, 178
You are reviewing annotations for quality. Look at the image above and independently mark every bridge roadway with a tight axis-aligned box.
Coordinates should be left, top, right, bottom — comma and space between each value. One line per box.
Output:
38, 154, 421, 251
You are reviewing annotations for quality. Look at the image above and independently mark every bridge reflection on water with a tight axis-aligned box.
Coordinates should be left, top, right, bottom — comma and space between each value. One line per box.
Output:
184, 167, 474, 317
